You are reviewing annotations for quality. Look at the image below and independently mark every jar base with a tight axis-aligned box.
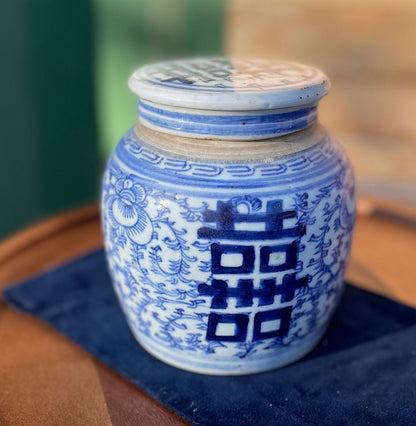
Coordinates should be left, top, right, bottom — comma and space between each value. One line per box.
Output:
128, 324, 328, 376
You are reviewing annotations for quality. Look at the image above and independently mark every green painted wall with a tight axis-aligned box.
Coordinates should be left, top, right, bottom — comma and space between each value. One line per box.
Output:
93, 0, 225, 157
0, 0, 224, 240
0, 0, 100, 240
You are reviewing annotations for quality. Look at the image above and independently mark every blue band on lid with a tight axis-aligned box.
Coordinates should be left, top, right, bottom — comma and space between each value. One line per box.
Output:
138, 101, 318, 140
129, 58, 329, 139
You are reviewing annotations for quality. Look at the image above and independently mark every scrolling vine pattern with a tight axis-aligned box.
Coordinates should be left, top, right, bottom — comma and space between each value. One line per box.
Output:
102, 144, 355, 360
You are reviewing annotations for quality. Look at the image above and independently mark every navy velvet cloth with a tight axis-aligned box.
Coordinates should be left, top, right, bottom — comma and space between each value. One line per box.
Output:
3, 249, 416, 425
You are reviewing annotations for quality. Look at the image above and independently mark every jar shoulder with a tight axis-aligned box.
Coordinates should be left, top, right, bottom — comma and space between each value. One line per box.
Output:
129, 122, 331, 163
108, 123, 352, 191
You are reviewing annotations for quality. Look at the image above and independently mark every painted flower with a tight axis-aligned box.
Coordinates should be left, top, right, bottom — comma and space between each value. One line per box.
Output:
108, 178, 153, 245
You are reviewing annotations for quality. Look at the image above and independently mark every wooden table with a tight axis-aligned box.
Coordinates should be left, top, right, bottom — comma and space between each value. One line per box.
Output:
1, 197, 415, 425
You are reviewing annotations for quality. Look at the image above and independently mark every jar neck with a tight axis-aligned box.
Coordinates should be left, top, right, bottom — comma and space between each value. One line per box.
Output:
137, 100, 318, 141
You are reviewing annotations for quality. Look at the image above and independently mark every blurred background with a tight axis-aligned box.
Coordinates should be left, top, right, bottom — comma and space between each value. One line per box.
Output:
1, 0, 415, 241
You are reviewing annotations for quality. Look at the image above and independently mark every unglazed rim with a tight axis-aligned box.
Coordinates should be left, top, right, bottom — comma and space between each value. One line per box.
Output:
134, 122, 328, 163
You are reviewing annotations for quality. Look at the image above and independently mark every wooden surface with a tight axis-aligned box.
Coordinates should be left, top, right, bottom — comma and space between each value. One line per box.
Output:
1, 198, 416, 425
0, 206, 187, 426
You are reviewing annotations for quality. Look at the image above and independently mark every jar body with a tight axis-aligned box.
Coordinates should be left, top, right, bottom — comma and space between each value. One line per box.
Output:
101, 124, 355, 375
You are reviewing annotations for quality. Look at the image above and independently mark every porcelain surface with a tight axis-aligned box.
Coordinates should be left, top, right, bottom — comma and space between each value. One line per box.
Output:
102, 58, 355, 375
129, 58, 329, 140
129, 57, 329, 110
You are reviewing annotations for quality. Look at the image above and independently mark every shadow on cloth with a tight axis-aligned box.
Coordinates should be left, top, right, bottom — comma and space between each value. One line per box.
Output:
3, 249, 416, 425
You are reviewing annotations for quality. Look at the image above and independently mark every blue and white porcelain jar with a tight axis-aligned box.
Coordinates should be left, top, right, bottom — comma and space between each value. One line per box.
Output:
101, 58, 355, 375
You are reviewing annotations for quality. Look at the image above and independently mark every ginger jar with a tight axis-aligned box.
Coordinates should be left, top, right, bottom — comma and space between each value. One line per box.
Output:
101, 58, 355, 375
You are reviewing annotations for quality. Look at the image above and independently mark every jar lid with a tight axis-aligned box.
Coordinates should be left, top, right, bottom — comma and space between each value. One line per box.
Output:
128, 57, 330, 140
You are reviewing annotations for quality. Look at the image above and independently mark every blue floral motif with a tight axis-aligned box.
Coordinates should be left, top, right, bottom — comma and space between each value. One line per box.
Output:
101, 128, 355, 374
106, 177, 153, 245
